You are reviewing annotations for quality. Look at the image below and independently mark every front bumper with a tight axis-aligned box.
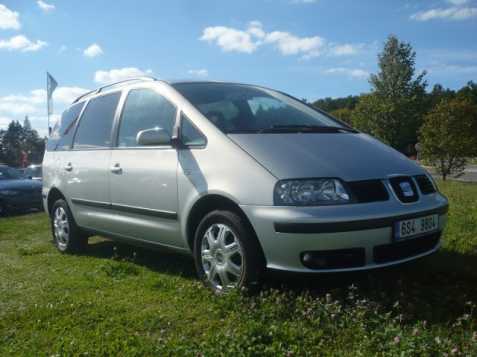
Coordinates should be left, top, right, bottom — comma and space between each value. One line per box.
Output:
240, 192, 448, 273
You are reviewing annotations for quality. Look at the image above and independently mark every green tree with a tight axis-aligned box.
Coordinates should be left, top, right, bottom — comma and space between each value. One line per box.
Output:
0, 121, 25, 166
427, 84, 455, 110
370, 35, 426, 99
23, 116, 32, 131
313, 95, 359, 113
0, 120, 45, 167
352, 35, 427, 154
456, 81, 477, 104
329, 108, 353, 125
419, 97, 477, 180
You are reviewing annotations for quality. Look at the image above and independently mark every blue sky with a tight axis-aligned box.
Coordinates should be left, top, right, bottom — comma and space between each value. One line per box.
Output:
0, 0, 476, 135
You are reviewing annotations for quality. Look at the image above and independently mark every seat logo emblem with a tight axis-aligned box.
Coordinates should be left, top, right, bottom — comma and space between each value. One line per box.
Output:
399, 181, 414, 197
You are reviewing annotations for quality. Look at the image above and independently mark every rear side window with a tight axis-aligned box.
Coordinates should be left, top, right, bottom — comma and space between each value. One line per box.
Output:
47, 102, 84, 151
117, 88, 176, 147
73, 92, 121, 149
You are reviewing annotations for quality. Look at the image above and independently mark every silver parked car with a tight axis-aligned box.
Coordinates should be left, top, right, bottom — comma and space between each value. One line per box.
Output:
42, 78, 449, 292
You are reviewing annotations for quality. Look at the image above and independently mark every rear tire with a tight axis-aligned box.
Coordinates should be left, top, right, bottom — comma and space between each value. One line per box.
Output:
50, 199, 87, 253
193, 210, 264, 293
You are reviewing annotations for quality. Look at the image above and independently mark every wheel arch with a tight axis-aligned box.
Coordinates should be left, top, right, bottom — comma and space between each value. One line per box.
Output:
185, 194, 266, 263
47, 187, 66, 215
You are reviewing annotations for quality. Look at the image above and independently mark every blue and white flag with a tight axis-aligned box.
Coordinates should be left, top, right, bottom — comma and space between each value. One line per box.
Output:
47, 72, 58, 116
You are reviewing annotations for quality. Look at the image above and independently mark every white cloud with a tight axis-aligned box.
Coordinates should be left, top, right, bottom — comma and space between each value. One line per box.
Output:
37, 0, 55, 13
411, 6, 477, 21
0, 4, 20, 30
188, 69, 209, 77
0, 87, 88, 115
83, 43, 103, 58
53, 87, 90, 104
0, 35, 47, 52
200, 21, 360, 59
328, 43, 362, 56
0, 116, 13, 127
94, 67, 153, 84
200, 26, 258, 53
0, 86, 89, 135
264, 31, 325, 58
247, 21, 266, 38
324, 67, 369, 79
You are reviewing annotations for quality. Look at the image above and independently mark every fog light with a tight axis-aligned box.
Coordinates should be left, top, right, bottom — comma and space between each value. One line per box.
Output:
302, 253, 313, 264
301, 248, 366, 269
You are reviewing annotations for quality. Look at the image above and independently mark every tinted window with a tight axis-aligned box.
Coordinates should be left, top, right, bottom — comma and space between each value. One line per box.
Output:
180, 114, 206, 147
172, 83, 341, 133
73, 92, 121, 149
47, 102, 84, 151
25, 166, 42, 178
118, 89, 176, 147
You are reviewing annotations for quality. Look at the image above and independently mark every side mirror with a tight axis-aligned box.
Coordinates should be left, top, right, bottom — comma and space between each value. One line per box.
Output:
136, 127, 171, 146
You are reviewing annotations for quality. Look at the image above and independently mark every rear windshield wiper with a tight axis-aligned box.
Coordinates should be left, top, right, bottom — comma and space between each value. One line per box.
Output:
258, 125, 357, 134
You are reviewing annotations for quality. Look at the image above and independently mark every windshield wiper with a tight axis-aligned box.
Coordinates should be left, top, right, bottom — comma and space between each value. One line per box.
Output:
258, 125, 357, 134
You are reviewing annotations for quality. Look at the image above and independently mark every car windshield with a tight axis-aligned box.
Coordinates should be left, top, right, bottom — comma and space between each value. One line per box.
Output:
172, 82, 345, 134
0, 166, 22, 180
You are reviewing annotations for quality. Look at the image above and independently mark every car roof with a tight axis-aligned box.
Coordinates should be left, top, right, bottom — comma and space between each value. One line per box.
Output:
72, 78, 259, 105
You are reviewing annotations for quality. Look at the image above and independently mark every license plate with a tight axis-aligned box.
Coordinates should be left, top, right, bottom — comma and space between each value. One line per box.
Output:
394, 214, 439, 240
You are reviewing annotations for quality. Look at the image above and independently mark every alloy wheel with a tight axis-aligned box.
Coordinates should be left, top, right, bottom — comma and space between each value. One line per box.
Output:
53, 206, 70, 250
201, 223, 244, 291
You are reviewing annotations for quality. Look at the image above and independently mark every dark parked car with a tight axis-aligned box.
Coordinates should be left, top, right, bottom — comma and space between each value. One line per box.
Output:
24, 164, 43, 181
0, 165, 43, 215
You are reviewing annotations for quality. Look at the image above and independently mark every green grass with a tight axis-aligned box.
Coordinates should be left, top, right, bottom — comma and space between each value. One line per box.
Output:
1, 181, 476, 356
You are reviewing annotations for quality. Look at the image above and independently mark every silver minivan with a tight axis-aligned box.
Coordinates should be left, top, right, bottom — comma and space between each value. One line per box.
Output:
43, 78, 449, 292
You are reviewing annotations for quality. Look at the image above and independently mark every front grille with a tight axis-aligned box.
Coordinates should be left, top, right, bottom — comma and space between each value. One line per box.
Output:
373, 233, 440, 264
389, 176, 419, 203
414, 175, 436, 194
348, 180, 389, 203
301, 248, 365, 269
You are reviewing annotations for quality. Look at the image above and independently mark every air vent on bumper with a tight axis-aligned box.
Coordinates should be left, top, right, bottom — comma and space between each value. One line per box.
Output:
414, 175, 436, 194
347, 180, 389, 203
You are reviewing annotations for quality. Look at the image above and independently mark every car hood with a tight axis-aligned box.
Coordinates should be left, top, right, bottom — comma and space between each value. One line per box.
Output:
0, 179, 42, 191
228, 133, 424, 181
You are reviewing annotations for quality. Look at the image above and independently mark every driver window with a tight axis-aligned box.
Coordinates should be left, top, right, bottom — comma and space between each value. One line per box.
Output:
118, 88, 176, 147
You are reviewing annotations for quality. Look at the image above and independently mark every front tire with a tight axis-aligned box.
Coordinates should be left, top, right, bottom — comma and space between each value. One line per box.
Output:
193, 210, 264, 293
50, 199, 87, 253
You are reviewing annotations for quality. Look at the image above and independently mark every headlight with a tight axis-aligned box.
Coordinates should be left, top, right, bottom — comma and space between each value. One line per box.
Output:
0, 190, 19, 196
274, 179, 351, 206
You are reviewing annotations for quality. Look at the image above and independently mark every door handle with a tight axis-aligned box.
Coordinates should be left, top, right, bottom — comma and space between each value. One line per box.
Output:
64, 162, 73, 172
110, 163, 122, 174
